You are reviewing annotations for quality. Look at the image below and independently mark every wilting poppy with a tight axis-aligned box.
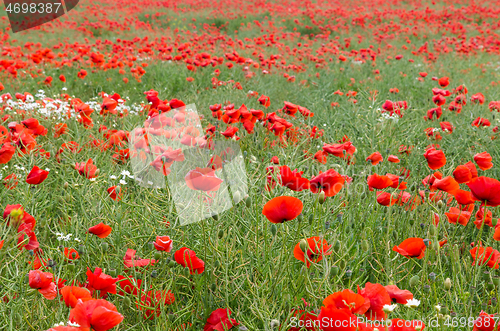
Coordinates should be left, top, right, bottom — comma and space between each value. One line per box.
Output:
88, 222, 112, 238
28, 270, 57, 300
107, 186, 122, 201
293, 236, 332, 268
384, 285, 413, 304
185, 167, 223, 192
174, 247, 205, 274
75, 158, 98, 179
262, 196, 303, 223
392, 238, 427, 259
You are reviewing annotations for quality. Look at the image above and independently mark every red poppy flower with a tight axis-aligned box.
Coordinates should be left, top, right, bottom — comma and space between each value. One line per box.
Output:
473, 311, 497, 331
431, 176, 459, 194
262, 196, 303, 223
438, 76, 450, 87
453, 165, 472, 183
107, 186, 122, 201
29, 270, 57, 300
88, 222, 112, 238
471, 93, 485, 105
0, 143, 15, 164
69, 299, 124, 331
314, 150, 328, 164
376, 192, 397, 206
293, 236, 332, 268
367, 173, 393, 191
366, 152, 383, 165
185, 167, 223, 192
258, 95, 270, 108
60, 286, 92, 308
474, 152, 493, 170
64, 248, 80, 260
204, 308, 239, 331
357, 282, 392, 320
465, 161, 479, 178
279, 165, 310, 191
467, 176, 500, 207
138, 289, 175, 320
3, 173, 17, 189
317, 306, 357, 331
423, 147, 446, 170
75, 158, 98, 179
470, 246, 500, 269
174, 247, 205, 274
445, 207, 471, 226
474, 207, 494, 229
153, 235, 173, 252
454, 189, 475, 206
392, 238, 427, 259
86, 268, 118, 296
388, 155, 400, 163
26, 166, 49, 185
323, 289, 368, 314
384, 285, 413, 304
123, 248, 156, 269
310, 169, 345, 197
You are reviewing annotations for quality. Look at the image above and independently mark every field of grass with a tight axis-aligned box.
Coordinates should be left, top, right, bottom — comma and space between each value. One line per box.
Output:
1, 0, 500, 330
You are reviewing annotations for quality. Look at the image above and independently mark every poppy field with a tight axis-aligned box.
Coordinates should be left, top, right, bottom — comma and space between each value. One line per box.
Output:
3, 0, 500, 330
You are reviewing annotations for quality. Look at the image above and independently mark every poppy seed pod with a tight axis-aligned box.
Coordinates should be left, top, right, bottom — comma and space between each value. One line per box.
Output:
67, 263, 75, 272
409, 275, 420, 287
154, 251, 162, 260
493, 277, 500, 287
444, 278, 452, 290
168, 259, 176, 268
109, 268, 117, 277
429, 272, 436, 281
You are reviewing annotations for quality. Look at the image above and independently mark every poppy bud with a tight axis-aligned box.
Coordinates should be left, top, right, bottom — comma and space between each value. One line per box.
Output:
233, 191, 241, 202
243, 151, 247, 158
78, 244, 86, 255
245, 196, 252, 208
101, 242, 109, 251
67, 263, 75, 272
270, 319, 280, 329
297, 214, 303, 222
63, 182, 69, 189
409, 275, 420, 287
331, 265, 339, 276
299, 239, 308, 252
437, 200, 444, 208
318, 191, 326, 204
333, 240, 341, 251
212, 214, 219, 221
429, 225, 437, 236
337, 214, 343, 222
429, 272, 436, 281
423, 239, 430, 247
168, 259, 176, 268
423, 285, 431, 292
123, 296, 131, 306
154, 251, 162, 260
94, 169, 100, 177
325, 221, 330, 230
147, 242, 154, 250
444, 278, 452, 290
270, 224, 277, 236
214, 260, 220, 268
218, 229, 224, 239
184, 267, 190, 276
308, 214, 314, 225
210, 283, 216, 291
361, 240, 369, 252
